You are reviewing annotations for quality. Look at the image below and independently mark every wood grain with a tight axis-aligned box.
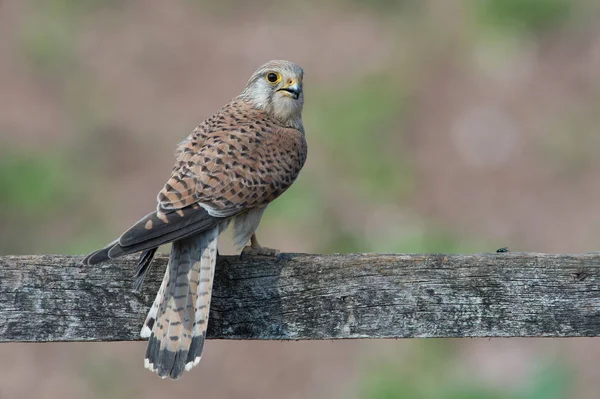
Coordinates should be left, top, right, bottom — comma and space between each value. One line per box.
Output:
1, 252, 600, 342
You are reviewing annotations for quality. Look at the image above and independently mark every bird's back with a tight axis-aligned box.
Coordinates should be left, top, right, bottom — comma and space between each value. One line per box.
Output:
160, 97, 308, 214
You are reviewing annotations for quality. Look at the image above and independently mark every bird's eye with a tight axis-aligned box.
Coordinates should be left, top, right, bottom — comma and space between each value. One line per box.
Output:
266, 72, 281, 84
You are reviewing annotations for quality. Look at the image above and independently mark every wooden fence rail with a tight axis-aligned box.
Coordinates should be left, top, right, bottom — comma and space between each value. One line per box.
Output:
1, 253, 599, 342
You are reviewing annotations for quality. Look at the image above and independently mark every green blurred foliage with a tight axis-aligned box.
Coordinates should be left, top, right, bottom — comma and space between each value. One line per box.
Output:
539, 115, 599, 178
20, 0, 122, 78
520, 364, 573, 399
373, 227, 484, 254
264, 177, 323, 224
185, 0, 419, 14
361, 341, 572, 399
349, 0, 419, 13
19, 7, 77, 78
473, 0, 575, 36
82, 356, 134, 399
0, 148, 69, 253
31, 0, 120, 14
0, 150, 70, 216
307, 74, 413, 199
0, 145, 105, 254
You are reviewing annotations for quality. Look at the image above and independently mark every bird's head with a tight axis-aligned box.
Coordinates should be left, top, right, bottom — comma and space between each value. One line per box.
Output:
240, 60, 304, 130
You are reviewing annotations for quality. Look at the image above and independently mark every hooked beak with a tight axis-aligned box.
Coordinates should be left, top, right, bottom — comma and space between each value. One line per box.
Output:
278, 79, 301, 100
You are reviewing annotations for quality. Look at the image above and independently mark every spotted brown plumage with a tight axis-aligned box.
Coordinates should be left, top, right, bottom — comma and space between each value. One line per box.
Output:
83, 60, 307, 379
158, 97, 307, 213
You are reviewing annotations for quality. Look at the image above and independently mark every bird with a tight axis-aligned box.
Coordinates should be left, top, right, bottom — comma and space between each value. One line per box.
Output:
83, 60, 307, 379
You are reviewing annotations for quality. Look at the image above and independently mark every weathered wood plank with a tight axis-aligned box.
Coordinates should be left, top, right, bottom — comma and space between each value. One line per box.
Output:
1, 253, 600, 342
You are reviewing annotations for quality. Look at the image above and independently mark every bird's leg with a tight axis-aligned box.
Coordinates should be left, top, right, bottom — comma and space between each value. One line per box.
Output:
241, 233, 280, 257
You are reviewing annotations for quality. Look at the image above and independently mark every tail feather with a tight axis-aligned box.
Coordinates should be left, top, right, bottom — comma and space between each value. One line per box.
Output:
187, 229, 218, 369
140, 260, 168, 339
133, 248, 158, 292
143, 226, 219, 379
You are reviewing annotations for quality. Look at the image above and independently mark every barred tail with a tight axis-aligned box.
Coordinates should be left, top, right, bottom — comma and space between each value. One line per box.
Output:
141, 226, 219, 379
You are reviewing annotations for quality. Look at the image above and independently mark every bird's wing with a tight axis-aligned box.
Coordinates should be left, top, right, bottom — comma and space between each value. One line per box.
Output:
157, 103, 308, 217
84, 101, 306, 266
82, 204, 221, 265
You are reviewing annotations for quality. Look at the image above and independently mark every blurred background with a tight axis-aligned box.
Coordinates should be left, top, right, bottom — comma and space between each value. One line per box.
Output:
1, 0, 600, 397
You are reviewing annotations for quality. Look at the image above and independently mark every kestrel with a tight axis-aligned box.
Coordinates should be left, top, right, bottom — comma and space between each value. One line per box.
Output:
83, 60, 307, 379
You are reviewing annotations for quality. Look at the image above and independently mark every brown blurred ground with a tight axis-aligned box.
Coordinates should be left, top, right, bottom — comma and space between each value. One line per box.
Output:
1, 0, 600, 398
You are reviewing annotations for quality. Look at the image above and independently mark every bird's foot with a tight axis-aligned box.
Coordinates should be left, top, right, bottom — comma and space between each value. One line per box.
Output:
241, 245, 280, 257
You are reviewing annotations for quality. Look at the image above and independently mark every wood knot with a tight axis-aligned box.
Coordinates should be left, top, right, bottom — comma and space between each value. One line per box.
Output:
574, 271, 588, 281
